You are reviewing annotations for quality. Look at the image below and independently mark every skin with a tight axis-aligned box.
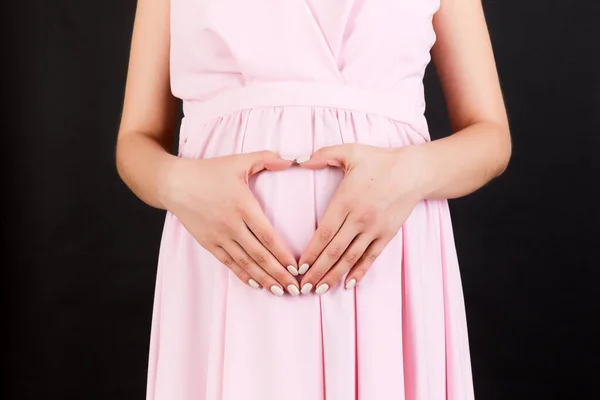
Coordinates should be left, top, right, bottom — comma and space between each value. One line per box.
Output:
116, 0, 511, 296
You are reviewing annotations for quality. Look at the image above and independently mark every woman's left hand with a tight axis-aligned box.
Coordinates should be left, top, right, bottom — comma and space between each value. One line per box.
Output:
297, 143, 426, 295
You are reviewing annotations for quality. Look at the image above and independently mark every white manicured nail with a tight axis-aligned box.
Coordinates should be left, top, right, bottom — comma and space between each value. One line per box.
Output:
280, 155, 296, 162
301, 283, 313, 294
270, 285, 284, 296
248, 279, 260, 289
287, 285, 300, 296
295, 155, 312, 163
345, 279, 356, 290
315, 284, 329, 295
287, 265, 299, 276
298, 263, 310, 275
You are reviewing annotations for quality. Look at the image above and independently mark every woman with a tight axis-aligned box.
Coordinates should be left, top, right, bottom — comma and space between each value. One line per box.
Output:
116, 0, 511, 398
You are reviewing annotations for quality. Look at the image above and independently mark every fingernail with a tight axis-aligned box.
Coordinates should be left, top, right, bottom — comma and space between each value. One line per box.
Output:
248, 279, 260, 289
298, 263, 310, 275
287, 265, 299, 276
295, 155, 312, 163
301, 283, 313, 294
270, 285, 284, 296
345, 279, 356, 290
280, 155, 296, 162
315, 284, 329, 295
287, 285, 300, 296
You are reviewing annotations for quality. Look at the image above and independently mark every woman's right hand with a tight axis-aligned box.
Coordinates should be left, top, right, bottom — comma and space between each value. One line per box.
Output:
164, 150, 300, 297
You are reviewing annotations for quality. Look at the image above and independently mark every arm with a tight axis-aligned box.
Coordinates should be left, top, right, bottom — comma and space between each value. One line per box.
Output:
115, 0, 179, 210
295, 0, 511, 292
115, 0, 300, 295
414, 0, 512, 200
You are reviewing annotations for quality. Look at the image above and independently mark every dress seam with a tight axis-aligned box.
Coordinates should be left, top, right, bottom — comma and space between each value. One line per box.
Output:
187, 104, 429, 143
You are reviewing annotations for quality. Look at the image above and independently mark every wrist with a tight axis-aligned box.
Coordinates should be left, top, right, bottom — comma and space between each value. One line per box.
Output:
161, 156, 192, 211
393, 144, 434, 201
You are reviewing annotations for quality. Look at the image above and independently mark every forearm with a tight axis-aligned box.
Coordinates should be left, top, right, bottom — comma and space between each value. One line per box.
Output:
116, 132, 179, 210
413, 121, 511, 200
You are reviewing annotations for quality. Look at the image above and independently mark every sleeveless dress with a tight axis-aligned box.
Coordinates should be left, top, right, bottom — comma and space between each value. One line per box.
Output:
146, 1, 475, 399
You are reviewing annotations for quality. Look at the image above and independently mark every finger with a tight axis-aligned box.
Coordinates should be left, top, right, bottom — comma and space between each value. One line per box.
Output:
211, 246, 259, 289
315, 234, 374, 292
296, 144, 353, 170
300, 222, 358, 295
345, 238, 390, 288
222, 241, 290, 296
235, 227, 300, 297
298, 190, 350, 276
239, 150, 294, 176
242, 195, 299, 276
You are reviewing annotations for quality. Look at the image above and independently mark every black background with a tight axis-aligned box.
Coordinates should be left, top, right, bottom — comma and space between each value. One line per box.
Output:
4, 1, 599, 399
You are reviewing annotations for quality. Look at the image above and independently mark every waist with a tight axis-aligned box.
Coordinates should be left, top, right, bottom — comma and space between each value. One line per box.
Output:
182, 82, 428, 136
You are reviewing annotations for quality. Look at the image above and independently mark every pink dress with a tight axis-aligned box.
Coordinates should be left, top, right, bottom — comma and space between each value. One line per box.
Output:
147, 0, 475, 399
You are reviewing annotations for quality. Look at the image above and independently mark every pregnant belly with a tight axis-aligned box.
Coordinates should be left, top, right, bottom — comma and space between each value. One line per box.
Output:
178, 106, 426, 256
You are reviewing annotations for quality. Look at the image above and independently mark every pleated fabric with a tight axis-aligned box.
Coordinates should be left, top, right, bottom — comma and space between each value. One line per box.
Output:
146, 1, 474, 399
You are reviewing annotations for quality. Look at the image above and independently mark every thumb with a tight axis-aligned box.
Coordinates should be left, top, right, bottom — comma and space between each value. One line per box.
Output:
297, 144, 353, 170
241, 150, 294, 176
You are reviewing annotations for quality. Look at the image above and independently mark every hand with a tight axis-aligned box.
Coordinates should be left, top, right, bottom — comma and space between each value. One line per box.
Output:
297, 144, 425, 295
166, 150, 301, 297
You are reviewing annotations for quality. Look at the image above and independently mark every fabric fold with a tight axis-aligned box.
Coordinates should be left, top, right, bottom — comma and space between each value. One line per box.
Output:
147, 106, 473, 400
